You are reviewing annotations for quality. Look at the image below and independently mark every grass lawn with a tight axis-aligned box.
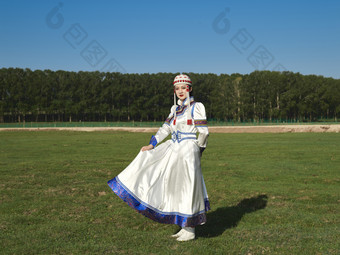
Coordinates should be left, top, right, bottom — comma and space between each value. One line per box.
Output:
0, 131, 339, 254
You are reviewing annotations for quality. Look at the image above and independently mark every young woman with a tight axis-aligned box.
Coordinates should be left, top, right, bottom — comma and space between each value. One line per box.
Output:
107, 74, 210, 241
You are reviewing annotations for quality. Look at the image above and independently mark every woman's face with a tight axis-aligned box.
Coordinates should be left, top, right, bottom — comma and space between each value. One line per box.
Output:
175, 84, 191, 101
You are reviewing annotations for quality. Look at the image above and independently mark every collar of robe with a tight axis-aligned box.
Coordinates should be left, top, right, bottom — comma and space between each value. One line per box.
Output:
174, 96, 194, 126
178, 96, 195, 107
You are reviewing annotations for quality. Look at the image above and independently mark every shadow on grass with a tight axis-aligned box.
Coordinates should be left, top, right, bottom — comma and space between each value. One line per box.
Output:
197, 194, 268, 238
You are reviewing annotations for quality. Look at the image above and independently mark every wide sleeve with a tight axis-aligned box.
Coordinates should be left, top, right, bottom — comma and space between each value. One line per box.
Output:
149, 105, 176, 147
193, 102, 209, 148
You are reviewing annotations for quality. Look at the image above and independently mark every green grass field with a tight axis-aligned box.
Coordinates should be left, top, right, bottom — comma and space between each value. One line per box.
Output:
1, 131, 339, 254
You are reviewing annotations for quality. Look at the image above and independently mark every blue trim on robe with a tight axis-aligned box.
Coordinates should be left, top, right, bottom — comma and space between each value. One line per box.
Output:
149, 135, 158, 147
191, 102, 196, 118
107, 176, 210, 227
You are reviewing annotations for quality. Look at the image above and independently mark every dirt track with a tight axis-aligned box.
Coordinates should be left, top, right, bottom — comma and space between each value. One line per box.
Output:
1, 124, 340, 133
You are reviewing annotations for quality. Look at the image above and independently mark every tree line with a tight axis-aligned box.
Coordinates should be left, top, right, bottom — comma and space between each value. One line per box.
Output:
0, 68, 339, 123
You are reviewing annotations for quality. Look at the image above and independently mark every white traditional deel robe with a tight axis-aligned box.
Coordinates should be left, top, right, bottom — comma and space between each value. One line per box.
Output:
108, 97, 210, 227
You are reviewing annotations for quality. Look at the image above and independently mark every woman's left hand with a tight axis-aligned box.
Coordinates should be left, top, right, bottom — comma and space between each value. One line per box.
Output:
141, 144, 154, 151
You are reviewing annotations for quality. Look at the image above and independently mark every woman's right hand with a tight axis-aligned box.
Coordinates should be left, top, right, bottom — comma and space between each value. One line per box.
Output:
141, 144, 154, 151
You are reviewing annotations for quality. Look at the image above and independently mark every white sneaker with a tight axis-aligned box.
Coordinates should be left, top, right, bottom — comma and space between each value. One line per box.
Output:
176, 227, 195, 241
171, 228, 185, 238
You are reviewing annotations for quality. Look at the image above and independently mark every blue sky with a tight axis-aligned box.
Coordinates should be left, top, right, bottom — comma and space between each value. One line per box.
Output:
1, 0, 339, 78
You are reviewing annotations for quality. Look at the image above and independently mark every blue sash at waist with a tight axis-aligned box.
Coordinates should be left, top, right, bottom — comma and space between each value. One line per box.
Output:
171, 131, 196, 143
